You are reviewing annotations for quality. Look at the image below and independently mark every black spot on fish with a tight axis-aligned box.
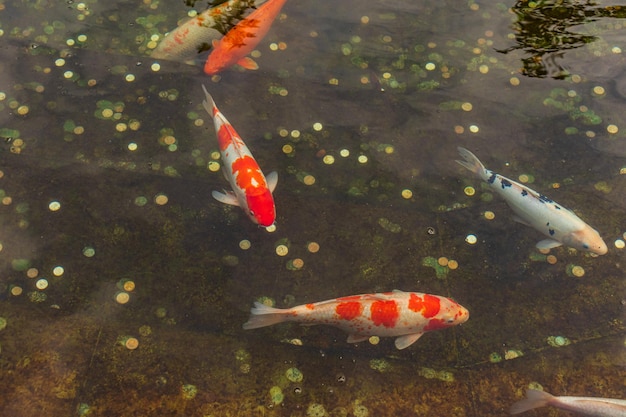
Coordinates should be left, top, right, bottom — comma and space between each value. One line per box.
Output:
549, 228, 555, 236
554, 205, 561, 210
521, 189, 528, 197
539, 194, 553, 203
501, 178, 512, 189
487, 172, 496, 184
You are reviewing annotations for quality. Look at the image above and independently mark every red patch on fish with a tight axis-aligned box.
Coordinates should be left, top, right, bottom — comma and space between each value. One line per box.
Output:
408, 293, 441, 318
424, 318, 448, 331
231, 156, 267, 190
370, 300, 399, 328
335, 302, 363, 321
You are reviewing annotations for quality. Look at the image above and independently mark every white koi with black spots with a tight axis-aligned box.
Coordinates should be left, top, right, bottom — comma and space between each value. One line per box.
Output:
456, 147, 607, 255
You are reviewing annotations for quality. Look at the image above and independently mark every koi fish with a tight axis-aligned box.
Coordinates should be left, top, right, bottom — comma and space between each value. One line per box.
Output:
201, 85, 277, 227
243, 290, 469, 349
204, 0, 288, 75
151, 0, 267, 62
510, 389, 626, 416
456, 147, 607, 255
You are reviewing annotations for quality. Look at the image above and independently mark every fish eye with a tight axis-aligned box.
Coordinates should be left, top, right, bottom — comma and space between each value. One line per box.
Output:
582, 243, 589, 249
447, 318, 455, 324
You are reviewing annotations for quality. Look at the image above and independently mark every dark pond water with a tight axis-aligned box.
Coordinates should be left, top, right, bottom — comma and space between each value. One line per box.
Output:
0, 0, 624, 415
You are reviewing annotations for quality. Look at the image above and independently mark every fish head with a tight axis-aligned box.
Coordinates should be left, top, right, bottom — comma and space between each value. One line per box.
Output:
203, 40, 226, 75
246, 189, 276, 227
423, 298, 469, 332
204, 58, 224, 76
562, 226, 608, 255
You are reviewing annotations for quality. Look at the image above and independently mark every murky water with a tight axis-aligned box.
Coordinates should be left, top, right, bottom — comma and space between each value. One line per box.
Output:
0, 0, 624, 415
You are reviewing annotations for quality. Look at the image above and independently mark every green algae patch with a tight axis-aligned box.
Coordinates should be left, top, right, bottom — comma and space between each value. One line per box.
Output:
421, 256, 448, 279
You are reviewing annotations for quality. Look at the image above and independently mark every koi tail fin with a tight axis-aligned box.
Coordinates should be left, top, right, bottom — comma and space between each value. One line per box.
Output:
456, 147, 489, 181
510, 389, 554, 415
201, 84, 216, 119
243, 302, 291, 329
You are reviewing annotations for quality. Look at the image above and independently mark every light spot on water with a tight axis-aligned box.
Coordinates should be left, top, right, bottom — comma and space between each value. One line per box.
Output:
154, 194, 168, 205
307, 242, 320, 253
115, 291, 130, 304
48, 201, 61, 211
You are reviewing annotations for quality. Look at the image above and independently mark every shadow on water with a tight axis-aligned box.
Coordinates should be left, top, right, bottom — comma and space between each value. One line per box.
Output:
0, 0, 624, 415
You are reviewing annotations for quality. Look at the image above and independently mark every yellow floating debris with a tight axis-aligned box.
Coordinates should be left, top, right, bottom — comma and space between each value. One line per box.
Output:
307, 242, 320, 253
125, 337, 139, 350
275, 245, 288, 256
115, 291, 130, 304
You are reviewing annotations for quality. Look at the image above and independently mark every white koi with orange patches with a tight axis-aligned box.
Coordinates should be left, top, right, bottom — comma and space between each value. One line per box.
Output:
243, 290, 469, 349
202, 85, 277, 227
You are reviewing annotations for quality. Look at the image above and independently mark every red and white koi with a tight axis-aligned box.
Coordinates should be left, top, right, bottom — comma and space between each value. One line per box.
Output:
201, 85, 277, 227
510, 389, 626, 416
243, 290, 469, 349
456, 147, 607, 255
204, 0, 288, 75
151, 0, 267, 62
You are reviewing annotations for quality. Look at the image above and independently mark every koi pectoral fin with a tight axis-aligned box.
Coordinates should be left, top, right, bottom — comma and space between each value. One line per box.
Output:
237, 56, 259, 70
212, 190, 240, 206
536, 239, 562, 251
394, 332, 424, 350
346, 334, 369, 344
266, 171, 278, 193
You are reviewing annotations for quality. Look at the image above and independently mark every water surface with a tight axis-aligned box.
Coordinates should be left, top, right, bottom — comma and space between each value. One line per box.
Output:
0, 0, 624, 415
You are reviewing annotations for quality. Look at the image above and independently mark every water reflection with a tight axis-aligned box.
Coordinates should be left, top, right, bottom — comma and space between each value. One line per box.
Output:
498, 0, 626, 78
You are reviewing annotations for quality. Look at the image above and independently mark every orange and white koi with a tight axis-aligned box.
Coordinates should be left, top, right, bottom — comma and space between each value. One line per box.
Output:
456, 147, 607, 255
151, 0, 267, 62
510, 389, 626, 416
204, 0, 288, 75
243, 290, 469, 349
201, 85, 277, 227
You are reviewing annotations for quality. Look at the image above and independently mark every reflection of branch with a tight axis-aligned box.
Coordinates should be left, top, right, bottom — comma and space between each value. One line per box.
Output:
496, 0, 625, 78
